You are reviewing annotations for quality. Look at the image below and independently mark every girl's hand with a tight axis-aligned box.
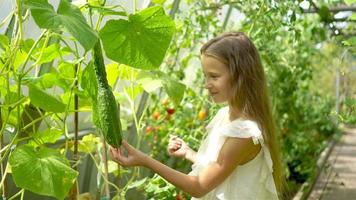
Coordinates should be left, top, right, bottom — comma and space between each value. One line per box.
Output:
109, 140, 147, 167
167, 135, 190, 158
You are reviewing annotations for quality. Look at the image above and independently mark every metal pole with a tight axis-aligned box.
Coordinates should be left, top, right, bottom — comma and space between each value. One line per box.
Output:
335, 68, 340, 124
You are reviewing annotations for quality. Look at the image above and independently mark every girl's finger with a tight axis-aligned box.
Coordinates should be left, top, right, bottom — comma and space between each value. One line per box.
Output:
169, 135, 177, 140
122, 140, 133, 151
169, 140, 180, 145
113, 150, 121, 160
168, 143, 180, 149
115, 150, 127, 166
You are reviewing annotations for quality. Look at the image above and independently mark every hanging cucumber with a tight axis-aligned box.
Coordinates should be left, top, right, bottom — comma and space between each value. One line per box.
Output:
92, 40, 122, 147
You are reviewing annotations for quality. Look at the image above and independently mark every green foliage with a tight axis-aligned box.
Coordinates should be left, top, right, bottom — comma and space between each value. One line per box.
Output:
144, 174, 177, 199
318, 5, 334, 23
33, 44, 71, 65
9, 145, 78, 200
28, 84, 67, 113
99, 6, 175, 70
345, 0, 356, 5
81, 62, 98, 100
137, 71, 186, 105
28, 128, 63, 147
340, 97, 356, 124
25, 0, 98, 51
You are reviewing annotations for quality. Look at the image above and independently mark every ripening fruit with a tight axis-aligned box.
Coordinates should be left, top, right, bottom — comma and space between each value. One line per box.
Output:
161, 98, 169, 105
146, 126, 154, 134
166, 108, 175, 115
152, 111, 160, 120
198, 110, 207, 121
176, 194, 183, 200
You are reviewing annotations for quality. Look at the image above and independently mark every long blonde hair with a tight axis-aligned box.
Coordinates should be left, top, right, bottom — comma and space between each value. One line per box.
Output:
201, 31, 285, 195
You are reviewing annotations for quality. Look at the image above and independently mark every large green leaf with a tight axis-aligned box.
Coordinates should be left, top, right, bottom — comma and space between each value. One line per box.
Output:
58, 61, 75, 79
81, 62, 98, 100
25, 0, 98, 51
136, 72, 163, 92
0, 34, 9, 50
76, 134, 100, 153
106, 63, 120, 88
124, 85, 144, 101
118, 64, 139, 80
34, 44, 71, 65
162, 75, 186, 105
29, 128, 63, 147
22, 72, 70, 89
9, 145, 78, 200
342, 36, 356, 46
81, 62, 99, 125
13, 49, 28, 71
99, 6, 175, 69
29, 84, 66, 113
137, 71, 185, 105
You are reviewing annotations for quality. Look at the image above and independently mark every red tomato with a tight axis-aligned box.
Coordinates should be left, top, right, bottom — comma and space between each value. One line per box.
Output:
166, 108, 175, 115
176, 194, 183, 200
146, 126, 154, 134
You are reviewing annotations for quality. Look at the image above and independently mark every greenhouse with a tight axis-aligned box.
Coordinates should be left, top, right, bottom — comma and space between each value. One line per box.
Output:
0, 0, 355, 199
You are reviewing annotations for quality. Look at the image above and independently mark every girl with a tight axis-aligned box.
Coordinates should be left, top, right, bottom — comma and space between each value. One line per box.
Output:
110, 31, 284, 199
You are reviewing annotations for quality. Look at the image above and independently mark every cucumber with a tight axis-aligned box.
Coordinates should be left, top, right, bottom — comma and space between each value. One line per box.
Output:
92, 41, 122, 147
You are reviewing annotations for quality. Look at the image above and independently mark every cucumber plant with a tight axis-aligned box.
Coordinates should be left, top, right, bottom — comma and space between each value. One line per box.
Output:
0, 0, 181, 199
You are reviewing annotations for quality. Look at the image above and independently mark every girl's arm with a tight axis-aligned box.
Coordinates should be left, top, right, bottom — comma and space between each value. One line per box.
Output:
110, 138, 260, 198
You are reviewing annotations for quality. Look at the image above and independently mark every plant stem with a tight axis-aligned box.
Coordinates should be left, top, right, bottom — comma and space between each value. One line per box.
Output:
19, 30, 47, 75
0, 131, 19, 164
88, 153, 121, 192
102, 141, 110, 198
20, 112, 52, 131
0, 109, 11, 139
8, 188, 24, 200
0, 11, 15, 28
248, 0, 265, 36
68, 63, 80, 200
0, 163, 8, 191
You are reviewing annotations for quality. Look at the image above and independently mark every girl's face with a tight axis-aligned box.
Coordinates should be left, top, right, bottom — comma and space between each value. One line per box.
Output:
201, 55, 232, 103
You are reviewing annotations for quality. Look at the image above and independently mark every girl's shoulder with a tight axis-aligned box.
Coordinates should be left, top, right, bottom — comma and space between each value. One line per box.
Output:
220, 117, 263, 144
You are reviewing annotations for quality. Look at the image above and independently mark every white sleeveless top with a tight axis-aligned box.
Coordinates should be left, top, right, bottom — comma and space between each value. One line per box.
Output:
188, 106, 279, 200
